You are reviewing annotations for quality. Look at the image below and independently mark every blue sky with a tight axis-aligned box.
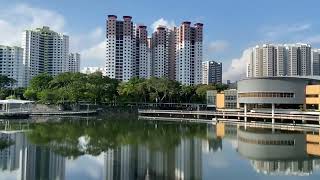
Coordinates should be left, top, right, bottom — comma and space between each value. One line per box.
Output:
1, 0, 320, 81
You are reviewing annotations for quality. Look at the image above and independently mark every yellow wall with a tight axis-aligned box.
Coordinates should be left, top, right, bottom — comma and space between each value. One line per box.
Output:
305, 85, 320, 108
306, 134, 320, 143
216, 93, 225, 109
306, 132, 320, 156
307, 144, 320, 156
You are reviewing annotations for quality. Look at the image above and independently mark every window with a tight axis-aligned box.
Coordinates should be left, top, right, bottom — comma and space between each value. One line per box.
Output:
238, 92, 294, 98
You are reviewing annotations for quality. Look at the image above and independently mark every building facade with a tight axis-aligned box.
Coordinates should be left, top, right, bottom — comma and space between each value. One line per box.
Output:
206, 89, 237, 109
105, 15, 135, 81
202, 60, 222, 84
22, 26, 69, 86
135, 25, 151, 79
105, 15, 203, 85
247, 43, 313, 78
175, 22, 203, 85
68, 53, 80, 73
0, 46, 24, 87
312, 49, 320, 76
151, 27, 171, 78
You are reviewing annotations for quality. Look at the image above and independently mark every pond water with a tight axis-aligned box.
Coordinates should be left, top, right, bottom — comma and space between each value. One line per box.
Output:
0, 116, 320, 180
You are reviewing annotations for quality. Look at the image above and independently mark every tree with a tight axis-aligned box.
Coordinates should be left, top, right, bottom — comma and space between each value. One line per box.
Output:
180, 85, 196, 103
29, 73, 53, 91
196, 84, 216, 103
0, 75, 16, 88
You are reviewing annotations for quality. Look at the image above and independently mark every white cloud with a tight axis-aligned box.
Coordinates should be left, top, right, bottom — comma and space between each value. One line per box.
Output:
207, 40, 229, 53
223, 48, 252, 82
0, 4, 65, 46
80, 41, 105, 67
261, 23, 311, 39
151, 18, 176, 32
0, 3, 105, 68
70, 27, 104, 53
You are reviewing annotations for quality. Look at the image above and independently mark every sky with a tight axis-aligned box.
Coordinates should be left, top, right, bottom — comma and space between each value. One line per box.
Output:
1, 0, 320, 82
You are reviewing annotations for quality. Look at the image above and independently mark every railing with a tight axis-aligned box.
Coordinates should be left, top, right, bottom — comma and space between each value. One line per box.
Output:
138, 109, 320, 122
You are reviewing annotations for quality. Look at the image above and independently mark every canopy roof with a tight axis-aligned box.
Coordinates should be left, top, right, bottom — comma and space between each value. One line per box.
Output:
0, 99, 34, 104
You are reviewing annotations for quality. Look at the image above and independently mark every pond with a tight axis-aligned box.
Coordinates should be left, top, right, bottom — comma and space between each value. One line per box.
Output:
0, 116, 320, 180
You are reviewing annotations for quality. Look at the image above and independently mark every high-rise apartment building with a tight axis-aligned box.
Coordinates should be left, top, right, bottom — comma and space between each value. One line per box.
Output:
68, 53, 80, 72
312, 49, 320, 76
175, 22, 203, 85
297, 43, 312, 76
151, 27, 170, 78
202, 60, 222, 84
22, 26, 69, 86
0, 46, 24, 87
105, 15, 135, 81
247, 43, 313, 78
135, 25, 150, 79
105, 15, 203, 85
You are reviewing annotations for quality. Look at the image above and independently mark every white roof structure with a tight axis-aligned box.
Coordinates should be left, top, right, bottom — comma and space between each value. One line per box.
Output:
0, 99, 34, 104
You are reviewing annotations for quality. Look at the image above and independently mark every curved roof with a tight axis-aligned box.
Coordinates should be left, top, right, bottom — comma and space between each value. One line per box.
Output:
240, 76, 320, 81
0, 99, 34, 104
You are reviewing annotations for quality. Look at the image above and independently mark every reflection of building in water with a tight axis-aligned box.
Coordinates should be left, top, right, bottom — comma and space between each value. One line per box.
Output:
237, 127, 320, 176
0, 132, 25, 171
104, 137, 202, 180
250, 160, 313, 176
202, 124, 222, 153
104, 145, 136, 180
25, 146, 66, 180
0, 132, 66, 180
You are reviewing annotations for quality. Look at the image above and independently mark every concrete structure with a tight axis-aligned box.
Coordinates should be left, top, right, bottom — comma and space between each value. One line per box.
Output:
0, 46, 24, 87
150, 27, 176, 79
105, 15, 135, 81
22, 26, 69, 86
306, 85, 320, 110
237, 77, 310, 107
207, 89, 237, 109
105, 15, 151, 81
206, 90, 217, 108
247, 43, 313, 78
312, 49, 320, 76
175, 22, 203, 85
151, 27, 170, 78
68, 53, 80, 72
135, 25, 151, 79
202, 61, 222, 85
105, 15, 203, 84
237, 77, 320, 123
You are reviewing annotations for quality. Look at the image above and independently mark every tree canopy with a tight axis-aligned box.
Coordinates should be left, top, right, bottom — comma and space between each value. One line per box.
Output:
23, 72, 229, 104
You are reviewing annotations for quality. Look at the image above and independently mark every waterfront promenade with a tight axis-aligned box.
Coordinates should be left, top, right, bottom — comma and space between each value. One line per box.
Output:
138, 109, 320, 127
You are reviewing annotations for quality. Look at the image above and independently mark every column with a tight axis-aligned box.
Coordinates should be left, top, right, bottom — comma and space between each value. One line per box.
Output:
271, 103, 275, 124
244, 104, 247, 123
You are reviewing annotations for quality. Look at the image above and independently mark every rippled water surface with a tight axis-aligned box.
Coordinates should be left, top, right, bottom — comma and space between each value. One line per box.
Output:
0, 116, 320, 180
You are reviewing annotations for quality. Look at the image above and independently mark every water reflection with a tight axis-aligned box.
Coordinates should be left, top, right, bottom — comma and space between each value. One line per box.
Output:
0, 132, 65, 180
0, 118, 320, 180
237, 126, 319, 176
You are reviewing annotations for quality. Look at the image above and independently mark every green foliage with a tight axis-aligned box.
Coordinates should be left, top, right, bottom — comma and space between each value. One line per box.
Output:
0, 75, 22, 100
24, 72, 229, 104
24, 72, 119, 104
0, 75, 16, 88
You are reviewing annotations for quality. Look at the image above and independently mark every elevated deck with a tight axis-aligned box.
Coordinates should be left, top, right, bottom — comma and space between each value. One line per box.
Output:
138, 109, 320, 127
